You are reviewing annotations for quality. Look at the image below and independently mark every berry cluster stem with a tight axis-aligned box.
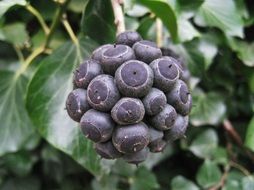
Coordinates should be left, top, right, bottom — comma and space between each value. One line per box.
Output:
111, 0, 126, 35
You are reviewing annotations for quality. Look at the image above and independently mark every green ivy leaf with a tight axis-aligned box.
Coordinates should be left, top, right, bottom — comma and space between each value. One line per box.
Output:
130, 167, 160, 190
26, 38, 107, 176
190, 91, 226, 126
196, 159, 222, 188
245, 117, 254, 152
171, 175, 200, 190
0, 71, 36, 156
194, 0, 244, 38
136, 0, 178, 42
241, 176, 254, 190
0, 0, 26, 18
222, 171, 244, 190
2, 22, 29, 46
81, 0, 116, 44
189, 129, 218, 159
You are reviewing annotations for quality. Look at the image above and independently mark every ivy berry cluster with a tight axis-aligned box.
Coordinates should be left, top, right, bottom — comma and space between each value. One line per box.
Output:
65, 31, 192, 165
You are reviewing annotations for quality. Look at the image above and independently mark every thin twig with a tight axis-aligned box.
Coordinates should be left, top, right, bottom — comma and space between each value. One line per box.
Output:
26, 4, 50, 35
209, 164, 230, 190
62, 14, 79, 46
156, 18, 163, 47
111, 0, 125, 35
230, 161, 251, 176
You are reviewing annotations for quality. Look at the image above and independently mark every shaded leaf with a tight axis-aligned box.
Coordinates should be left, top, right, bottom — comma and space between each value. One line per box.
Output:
0, 0, 26, 18
189, 129, 218, 159
137, 0, 178, 42
196, 159, 222, 188
222, 171, 244, 190
242, 176, 254, 190
194, 0, 244, 37
81, 0, 116, 44
0, 176, 40, 190
0, 71, 36, 156
130, 166, 160, 190
92, 175, 119, 190
190, 91, 226, 126
26, 38, 107, 176
171, 175, 200, 190
245, 117, 254, 152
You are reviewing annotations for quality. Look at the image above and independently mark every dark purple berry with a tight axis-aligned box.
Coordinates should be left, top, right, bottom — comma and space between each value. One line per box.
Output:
149, 139, 167, 153
112, 122, 150, 154
166, 80, 192, 116
164, 115, 189, 141
80, 109, 115, 143
65, 88, 90, 122
133, 40, 162, 63
87, 74, 120, 111
91, 44, 112, 62
123, 147, 149, 165
95, 141, 122, 159
115, 60, 154, 97
142, 88, 167, 115
111, 98, 145, 125
116, 31, 142, 47
150, 57, 180, 92
149, 104, 177, 131
73, 59, 103, 89
101, 44, 135, 74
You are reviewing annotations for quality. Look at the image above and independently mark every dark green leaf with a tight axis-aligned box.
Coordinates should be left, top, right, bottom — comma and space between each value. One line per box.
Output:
130, 167, 160, 190
26, 38, 107, 176
189, 129, 218, 159
136, 0, 178, 42
177, 0, 204, 12
0, 0, 26, 18
245, 117, 254, 152
171, 175, 200, 190
81, 0, 116, 44
0, 71, 36, 156
196, 159, 222, 188
190, 90, 226, 126
194, 0, 244, 38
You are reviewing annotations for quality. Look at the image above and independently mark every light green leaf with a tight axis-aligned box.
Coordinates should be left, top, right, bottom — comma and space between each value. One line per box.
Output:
245, 117, 254, 152
0, 71, 36, 156
189, 129, 218, 159
26, 38, 108, 176
126, 4, 149, 17
92, 175, 119, 190
236, 42, 254, 67
171, 175, 200, 190
222, 171, 244, 190
196, 159, 222, 188
137, 0, 178, 42
242, 176, 254, 190
68, 0, 88, 13
130, 167, 160, 190
2, 22, 29, 46
194, 0, 244, 38
190, 91, 226, 126
0, 0, 26, 18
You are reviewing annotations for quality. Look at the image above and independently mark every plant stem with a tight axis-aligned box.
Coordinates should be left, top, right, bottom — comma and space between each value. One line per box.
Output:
156, 18, 163, 47
62, 14, 79, 46
13, 45, 25, 63
44, 0, 71, 49
111, 0, 125, 35
26, 4, 50, 35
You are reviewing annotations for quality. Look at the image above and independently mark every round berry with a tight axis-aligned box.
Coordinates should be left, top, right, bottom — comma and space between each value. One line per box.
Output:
73, 59, 103, 89
123, 147, 149, 165
142, 88, 167, 115
95, 141, 122, 159
116, 31, 142, 47
149, 139, 167, 153
115, 60, 154, 97
149, 104, 177, 131
150, 57, 180, 92
91, 44, 112, 62
166, 80, 192, 116
80, 109, 115, 143
149, 127, 164, 142
65, 88, 90, 122
133, 40, 162, 63
112, 122, 150, 154
164, 115, 189, 142
101, 44, 135, 74
87, 74, 120, 111
111, 98, 145, 125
